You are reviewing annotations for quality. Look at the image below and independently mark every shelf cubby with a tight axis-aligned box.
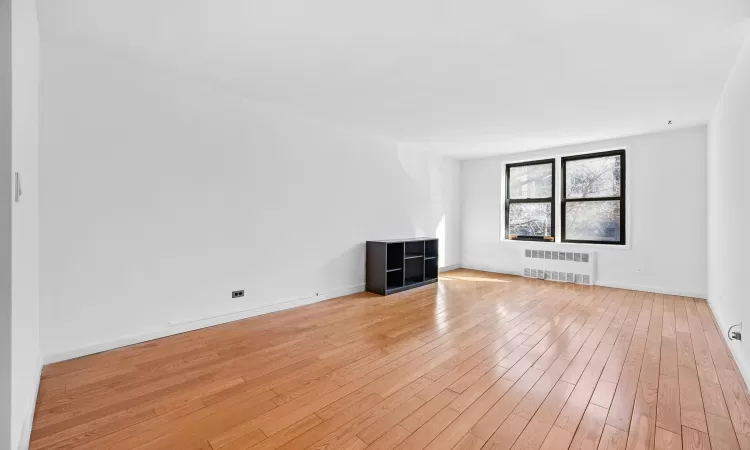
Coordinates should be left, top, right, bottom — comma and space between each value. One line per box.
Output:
386, 242, 404, 271
425, 239, 438, 259
405, 257, 424, 285
386, 270, 404, 290
425, 257, 438, 281
405, 241, 424, 259
366, 238, 439, 295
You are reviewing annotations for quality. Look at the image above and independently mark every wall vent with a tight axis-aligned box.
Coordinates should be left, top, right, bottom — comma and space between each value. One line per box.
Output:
523, 249, 595, 285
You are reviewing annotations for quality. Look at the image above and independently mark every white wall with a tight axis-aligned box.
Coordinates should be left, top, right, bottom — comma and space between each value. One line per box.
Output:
707, 31, 750, 381
0, 0, 12, 446
8, 0, 41, 448
462, 126, 707, 298
39, 41, 461, 363
10, 0, 40, 447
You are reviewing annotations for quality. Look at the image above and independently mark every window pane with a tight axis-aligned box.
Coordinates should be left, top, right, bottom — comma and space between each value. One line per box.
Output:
565, 155, 621, 198
509, 203, 552, 237
565, 200, 621, 242
509, 163, 553, 199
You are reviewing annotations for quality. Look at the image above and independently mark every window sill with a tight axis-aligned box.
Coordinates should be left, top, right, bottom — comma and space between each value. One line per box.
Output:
502, 238, 631, 250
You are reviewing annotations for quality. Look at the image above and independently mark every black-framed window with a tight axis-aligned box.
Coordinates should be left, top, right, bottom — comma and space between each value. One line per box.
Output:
561, 149, 625, 245
505, 159, 555, 241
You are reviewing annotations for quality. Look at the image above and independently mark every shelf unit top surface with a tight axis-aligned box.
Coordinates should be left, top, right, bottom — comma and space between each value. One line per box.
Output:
368, 238, 437, 243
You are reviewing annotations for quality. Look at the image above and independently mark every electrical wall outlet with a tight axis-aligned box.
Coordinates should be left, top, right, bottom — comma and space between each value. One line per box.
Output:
729, 323, 743, 342
232, 290, 244, 298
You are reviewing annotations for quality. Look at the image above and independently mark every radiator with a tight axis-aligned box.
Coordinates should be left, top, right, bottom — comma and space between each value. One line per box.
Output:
522, 249, 595, 285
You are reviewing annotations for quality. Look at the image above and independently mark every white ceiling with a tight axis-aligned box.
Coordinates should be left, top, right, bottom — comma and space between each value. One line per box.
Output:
37, 0, 750, 158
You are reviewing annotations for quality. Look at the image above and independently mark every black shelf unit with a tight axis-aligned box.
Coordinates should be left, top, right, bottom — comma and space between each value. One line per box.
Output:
366, 238, 439, 295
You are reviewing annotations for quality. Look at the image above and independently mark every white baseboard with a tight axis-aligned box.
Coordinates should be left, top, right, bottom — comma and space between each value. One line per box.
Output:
439, 264, 461, 273
43, 283, 365, 365
460, 264, 706, 298
594, 280, 706, 299
17, 354, 41, 450
706, 298, 750, 389
460, 264, 522, 277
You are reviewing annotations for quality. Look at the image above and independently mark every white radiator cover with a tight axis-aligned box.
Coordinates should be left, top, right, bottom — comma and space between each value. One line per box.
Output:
523, 249, 596, 285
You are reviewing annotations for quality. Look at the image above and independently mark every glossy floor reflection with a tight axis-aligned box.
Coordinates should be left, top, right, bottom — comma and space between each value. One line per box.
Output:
30, 270, 750, 450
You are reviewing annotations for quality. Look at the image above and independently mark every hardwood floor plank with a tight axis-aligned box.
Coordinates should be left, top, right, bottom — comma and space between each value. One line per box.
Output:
641, 295, 663, 387
470, 368, 543, 440
506, 381, 575, 450
684, 301, 720, 386
706, 413, 741, 450
218, 428, 267, 450
654, 427, 681, 450
592, 381, 618, 409
274, 377, 430, 450
716, 368, 750, 436
368, 425, 412, 450
448, 335, 528, 394
673, 297, 690, 334
606, 327, 648, 432
735, 433, 750, 450
540, 426, 575, 450
394, 406, 460, 450
359, 396, 425, 444
402, 390, 458, 432
625, 382, 658, 450
426, 374, 519, 449
680, 365, 709, 433
556, 345, 615, 433
702, 381, 731, 419
677, 332, 697, 369
682, 427, 711, 450
570, 404, 609, 450
452, 432, 486, 450
449, 365, 509, 412
661, 338, 679, 379
600, 294, 644, 385
481, 413, 528, 450
656, 376, 681, 435
561, 292, 625, 386
599, 425, 628, 450
244, 414, 323, 450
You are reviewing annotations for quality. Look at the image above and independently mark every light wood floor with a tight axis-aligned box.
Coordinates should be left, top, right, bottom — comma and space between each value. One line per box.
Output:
30, 269, 750, 450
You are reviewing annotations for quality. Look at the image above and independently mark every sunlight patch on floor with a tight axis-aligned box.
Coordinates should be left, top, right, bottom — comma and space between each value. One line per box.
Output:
440, 275, 511, 283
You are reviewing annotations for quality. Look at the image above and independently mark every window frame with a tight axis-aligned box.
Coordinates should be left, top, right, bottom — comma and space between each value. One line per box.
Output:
505, 158, 556, 242
561, 149, 626, 245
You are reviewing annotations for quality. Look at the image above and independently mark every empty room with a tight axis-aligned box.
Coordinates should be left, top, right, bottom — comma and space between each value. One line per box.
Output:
2, 0, 750, 449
